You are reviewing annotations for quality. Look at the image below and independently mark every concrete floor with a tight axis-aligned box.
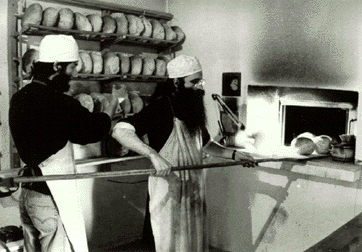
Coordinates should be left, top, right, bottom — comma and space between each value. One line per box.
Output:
305, 212, 362, 252
110, 239, 229, 252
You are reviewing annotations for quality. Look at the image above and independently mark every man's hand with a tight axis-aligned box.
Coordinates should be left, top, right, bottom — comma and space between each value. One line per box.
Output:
149, 152, 172, 176
233, 151, 258, 167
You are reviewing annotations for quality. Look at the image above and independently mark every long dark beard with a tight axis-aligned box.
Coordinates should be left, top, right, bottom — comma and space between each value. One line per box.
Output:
48, 73, 71, 93
174, 86, 206, 137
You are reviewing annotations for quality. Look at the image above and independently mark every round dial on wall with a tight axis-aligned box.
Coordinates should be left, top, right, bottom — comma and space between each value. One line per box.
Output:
230, 78, 239, 91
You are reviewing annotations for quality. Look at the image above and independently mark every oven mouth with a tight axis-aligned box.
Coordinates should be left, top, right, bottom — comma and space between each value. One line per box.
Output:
280, 102, 351, 146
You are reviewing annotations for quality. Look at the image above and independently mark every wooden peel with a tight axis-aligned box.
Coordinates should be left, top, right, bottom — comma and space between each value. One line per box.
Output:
13, 156, 326, 183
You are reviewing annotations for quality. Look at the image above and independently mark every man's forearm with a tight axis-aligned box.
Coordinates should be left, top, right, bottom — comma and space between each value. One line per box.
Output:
111, 128, 157, 159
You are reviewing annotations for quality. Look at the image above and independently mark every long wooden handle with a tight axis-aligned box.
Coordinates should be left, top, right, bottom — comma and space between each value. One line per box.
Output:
13, 157, 311, 183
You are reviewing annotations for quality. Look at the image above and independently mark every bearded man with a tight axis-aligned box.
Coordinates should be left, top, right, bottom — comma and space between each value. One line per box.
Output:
9, 35, 118, 252
111, 55, 256, 252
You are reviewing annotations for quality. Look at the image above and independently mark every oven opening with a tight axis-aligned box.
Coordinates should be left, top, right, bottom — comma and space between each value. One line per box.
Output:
282, 105, 349, 146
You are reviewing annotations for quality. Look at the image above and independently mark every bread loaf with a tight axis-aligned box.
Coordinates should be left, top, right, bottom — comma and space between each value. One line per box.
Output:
142, 57, 155, 75
154, 58, 167, 76
102, 15, 116, 33
130, 55, 143, 75
291, 132, 316, 155
79, 51, 92, 74
90, 51, 103, 74
75, 93, 94, 112
75, 12, 92, 32
112, 83, 127, 101
127, 15, 144, 36
171, 26, 186, 43
119, 85, 131, 114
90, 92, 109, 112
140, 16, 152, 41
22, 3, 43, 28
103, 51, 120, 74
58, 8, 74, 30
22, 48, 39, 75
111, 13, 128, 35
76, 53, 83, 73
129, 91, 144, 114
313, 135, 332, 154
86, 14, 103, 32
117, 53, 130, 74
102, 93, 122, 113
150, 19, 165, 41
42, 7, 58, 27
163, 23, 177, 41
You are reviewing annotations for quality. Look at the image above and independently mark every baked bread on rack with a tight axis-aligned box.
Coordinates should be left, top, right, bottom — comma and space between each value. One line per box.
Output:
42, 7, 58, 27
22, 3, 43, 28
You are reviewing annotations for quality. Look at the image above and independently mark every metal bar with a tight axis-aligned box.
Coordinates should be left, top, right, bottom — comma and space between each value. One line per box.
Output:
212, 94, 245, 130
13, 157, 327, 183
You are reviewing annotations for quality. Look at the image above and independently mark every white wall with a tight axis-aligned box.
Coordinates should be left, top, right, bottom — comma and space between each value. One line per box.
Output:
168, 0, 362, 251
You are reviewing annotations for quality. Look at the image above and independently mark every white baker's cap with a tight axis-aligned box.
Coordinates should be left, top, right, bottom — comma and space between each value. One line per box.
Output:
167, 55, 202, 78
38, 35, 79, 63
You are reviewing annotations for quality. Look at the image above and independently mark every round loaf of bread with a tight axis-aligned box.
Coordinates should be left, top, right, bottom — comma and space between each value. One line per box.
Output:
130, 55, 143, 75
90, 51, 103, 74
111, 13, 128, 35
86, 14, 103, 32
42, 7, 58, 27
154, 58, 167, 76
291, 137, 315, 155
117, 53, 130, 74
79, 51, 93, 74
122, 94, 132, 115
75, 12, 92, 32
90, 92, 110, 113
171, 26, 186, 43
142, 57, 155, 75
22, 48, 39, 75
110, 82, 127, 104
140, 16, 152, 41
150, 19, 165, 42
22, 3, 43, 28
129, 91, 144, 114
127, 15, 144, 36
313, 135, 332, 154
163, 23, 177, 41
75, 93, 94, 112
102, 15, 116, 33
103, 51, 120, 74
58, 8, 74, 30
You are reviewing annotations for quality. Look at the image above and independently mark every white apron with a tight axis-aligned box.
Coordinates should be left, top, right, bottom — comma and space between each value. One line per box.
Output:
39, 141, 88, 252
149, 118, 209, 252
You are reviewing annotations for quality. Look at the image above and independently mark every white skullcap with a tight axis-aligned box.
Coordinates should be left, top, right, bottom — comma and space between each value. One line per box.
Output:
167, 55, 202, 78
38, 35, 79, 63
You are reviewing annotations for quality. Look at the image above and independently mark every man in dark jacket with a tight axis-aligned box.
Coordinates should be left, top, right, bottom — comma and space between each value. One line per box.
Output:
9, 34, 118, 252
112, 55, 257, 251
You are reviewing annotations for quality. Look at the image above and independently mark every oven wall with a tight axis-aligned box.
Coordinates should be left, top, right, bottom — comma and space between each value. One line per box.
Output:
247, 86, 358, 153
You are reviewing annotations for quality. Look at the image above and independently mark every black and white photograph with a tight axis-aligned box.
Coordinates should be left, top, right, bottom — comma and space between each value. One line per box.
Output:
1, 0, 362, 252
